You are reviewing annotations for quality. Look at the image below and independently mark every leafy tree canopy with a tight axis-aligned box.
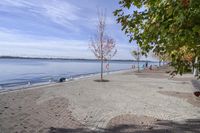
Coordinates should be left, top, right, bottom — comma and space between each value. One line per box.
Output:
114, 0, 200, 75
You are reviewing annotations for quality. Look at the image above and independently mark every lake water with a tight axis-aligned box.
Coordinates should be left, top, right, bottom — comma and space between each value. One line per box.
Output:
0, 58, 158, 92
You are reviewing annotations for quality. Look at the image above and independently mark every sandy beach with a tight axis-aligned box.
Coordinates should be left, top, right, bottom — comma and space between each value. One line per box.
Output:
0, 66, 200, 133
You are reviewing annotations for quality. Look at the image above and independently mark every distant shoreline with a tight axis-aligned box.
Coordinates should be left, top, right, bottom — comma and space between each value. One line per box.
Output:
0, 56, 157, 63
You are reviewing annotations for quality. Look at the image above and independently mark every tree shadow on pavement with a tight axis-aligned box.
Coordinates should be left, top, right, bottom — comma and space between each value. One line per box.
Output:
48, 118, 200, 133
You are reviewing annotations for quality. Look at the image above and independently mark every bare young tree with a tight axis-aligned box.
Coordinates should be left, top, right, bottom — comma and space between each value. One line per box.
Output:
89, 10, 117, 81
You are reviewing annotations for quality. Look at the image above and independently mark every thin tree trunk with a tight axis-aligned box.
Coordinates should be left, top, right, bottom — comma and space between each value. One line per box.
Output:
193, 56, 198, 77
137, 59, 140, 72
137, 47, 140, 72
101, 57, 103, 80
100, 32, 103, 80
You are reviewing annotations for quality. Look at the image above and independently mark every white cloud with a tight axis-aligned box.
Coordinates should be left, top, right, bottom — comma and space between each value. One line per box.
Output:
0, 0, 32, 7
40, 0, 81, 31
0, 0, 81, 31
0, 28, 91, 58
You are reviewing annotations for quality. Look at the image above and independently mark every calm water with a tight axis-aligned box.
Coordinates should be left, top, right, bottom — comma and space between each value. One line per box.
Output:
0, 58, 158, 91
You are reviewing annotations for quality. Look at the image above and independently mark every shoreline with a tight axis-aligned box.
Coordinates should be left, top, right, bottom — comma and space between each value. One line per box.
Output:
0, 64, 166, 94
0, 68, 135, 94
0, 64, 167, 94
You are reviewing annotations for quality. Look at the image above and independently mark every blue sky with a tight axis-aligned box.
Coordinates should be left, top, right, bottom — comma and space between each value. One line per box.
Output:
0, 0, 138, 59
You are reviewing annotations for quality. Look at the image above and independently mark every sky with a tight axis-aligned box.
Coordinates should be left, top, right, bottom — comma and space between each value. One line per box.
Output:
0, 0, 140, 60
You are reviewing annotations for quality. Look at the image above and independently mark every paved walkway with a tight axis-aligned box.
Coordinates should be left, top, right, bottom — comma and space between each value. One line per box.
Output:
0, 67, 200, 133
